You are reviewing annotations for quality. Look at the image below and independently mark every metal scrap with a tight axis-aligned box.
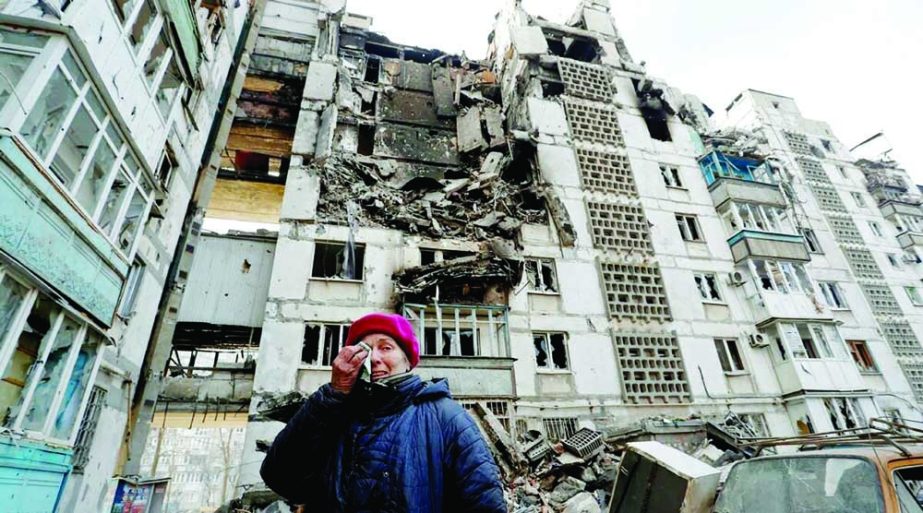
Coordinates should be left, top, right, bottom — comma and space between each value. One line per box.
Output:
392, 254, 522, 302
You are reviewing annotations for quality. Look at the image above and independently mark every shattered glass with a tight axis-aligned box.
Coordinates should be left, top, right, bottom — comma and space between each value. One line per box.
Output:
715, 457, 884, 513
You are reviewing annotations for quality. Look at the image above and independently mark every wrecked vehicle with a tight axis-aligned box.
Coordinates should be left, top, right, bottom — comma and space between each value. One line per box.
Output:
609, 419, 923, 513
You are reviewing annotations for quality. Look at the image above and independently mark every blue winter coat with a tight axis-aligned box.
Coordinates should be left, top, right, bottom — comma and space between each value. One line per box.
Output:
260, 375, 506, 513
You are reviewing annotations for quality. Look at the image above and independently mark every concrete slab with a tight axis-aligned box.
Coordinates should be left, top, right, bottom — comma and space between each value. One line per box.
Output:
582, 8, 616, 37
537, 144, 580, 187
511, 26, 549, 56
303, 61, 338, 101
528, 98, 569, 137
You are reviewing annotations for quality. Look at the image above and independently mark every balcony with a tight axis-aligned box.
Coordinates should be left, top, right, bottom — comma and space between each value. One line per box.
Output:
762, 322, 866, 395
745, 259, 832, 325
403, 303, 516, 398
897, 232, 923, 250
699, 151, 786, 208
728, 231, 810, 263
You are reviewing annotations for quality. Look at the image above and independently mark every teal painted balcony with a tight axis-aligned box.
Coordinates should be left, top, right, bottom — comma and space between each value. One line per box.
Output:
699, 152, 787, 208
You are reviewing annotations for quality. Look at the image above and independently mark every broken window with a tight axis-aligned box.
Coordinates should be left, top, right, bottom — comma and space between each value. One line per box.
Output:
144, 30, 169, 86
20, 66, 78, 167
802, 228, 822, 253
302, 324, 348, 366
98, 169, 132, 235
524, 258, 558, 293
156, 58, 183, 118
424, 328, 476, 357
888, 253, 901, 268
693, 273, 722, 302
660, 164, 682, 188
312, 242, 365, 280
847, 340, 876, 373
675, 214, 702, 242
16, 312, 80, 432
714, 338, 745, 373
750, 260, 812, 295
117, 177, 152, 254
715, 457, 885, 513
0, 296, 52, 426
533, 332, 568, 370
108, 0, 137, 23
0, 30, 47, 108
129, 0, 157, 50
118, 261, 145, 318
818, 282, 848, 309
73, 127, 118, 215
157, 144, 176, 187
0, 274, 30, 341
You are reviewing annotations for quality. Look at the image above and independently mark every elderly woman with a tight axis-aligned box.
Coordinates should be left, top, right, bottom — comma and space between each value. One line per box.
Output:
260, 313, 506, 512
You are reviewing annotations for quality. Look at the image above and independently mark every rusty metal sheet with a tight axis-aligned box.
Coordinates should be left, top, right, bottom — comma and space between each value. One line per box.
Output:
384, 59, 433, 92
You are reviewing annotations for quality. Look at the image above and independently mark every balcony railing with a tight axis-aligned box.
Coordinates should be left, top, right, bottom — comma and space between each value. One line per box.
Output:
402, 303, 511, 358
698, 151, 777, 186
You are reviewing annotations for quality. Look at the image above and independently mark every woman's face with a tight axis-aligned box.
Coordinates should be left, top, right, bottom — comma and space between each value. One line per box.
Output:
363, 334, 410, 381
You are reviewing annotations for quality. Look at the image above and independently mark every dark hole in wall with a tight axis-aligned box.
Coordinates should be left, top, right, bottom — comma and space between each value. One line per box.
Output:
502, 144, 537, 182
519, 188, 546, 211
365, 41, 401, 59
357, 125, 375, 155
364, 57, 381, 83
361, 91, 377, 115
546, 38, 566, 56
420, 249, 437, 266
541, 80, 565, 98
642, 116, 672, 142
424, 327, 475, 356
564, 37, 599, 62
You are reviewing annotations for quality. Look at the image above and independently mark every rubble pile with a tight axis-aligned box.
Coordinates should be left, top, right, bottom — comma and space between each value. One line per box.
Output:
392, 254, 523, 303
315, 151, 547, 241
503, 428, 619, 513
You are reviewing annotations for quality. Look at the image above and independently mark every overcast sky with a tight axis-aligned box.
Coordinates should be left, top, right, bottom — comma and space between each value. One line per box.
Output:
347, 0, 923, 183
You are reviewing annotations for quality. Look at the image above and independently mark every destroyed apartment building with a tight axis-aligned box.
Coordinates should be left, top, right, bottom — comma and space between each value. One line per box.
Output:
2, 0, 923, 511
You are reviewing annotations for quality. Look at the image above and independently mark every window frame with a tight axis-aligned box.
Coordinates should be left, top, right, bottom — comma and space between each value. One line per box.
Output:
0, 270, 105, 446
693, 272, 724, 304
659, 164, 683, 189
850, 191, 867, 208
847, 340, 878, 374
311, 241, 365, 281
301, 323, 349, 367
905, 287, 923, 307
1, 36, 154, 262
524, 257, 559, 294
675, 213, 704, 242
869, 221, 884, 238
532, 331, 570, 372
714, 337, 746, 374
818, 281, 849, 310
802, 228, 823, 254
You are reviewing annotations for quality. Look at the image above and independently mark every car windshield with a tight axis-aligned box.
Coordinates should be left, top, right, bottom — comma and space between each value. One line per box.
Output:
714, 456, 884, 513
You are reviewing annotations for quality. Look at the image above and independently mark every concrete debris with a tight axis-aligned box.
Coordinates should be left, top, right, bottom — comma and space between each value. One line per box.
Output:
250, 391, 307, 423
317, 153, 546, 240
635, 78, 675, 121
393, 254, 523, 303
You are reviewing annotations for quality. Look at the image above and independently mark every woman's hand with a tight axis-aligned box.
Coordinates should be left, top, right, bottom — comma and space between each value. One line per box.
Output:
330, 345, 369, 394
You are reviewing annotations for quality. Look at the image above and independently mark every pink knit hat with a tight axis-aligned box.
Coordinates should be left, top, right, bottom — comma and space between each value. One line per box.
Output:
346, 313, 421, 368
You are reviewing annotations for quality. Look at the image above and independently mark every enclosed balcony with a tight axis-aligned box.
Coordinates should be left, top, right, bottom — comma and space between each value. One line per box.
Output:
761, 322, 866, 395
699, 151, 787, 210
718, 201, 809, 263
745, 259, 832, 324
402, 303, 515, 398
